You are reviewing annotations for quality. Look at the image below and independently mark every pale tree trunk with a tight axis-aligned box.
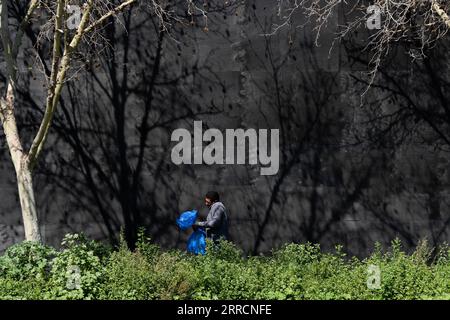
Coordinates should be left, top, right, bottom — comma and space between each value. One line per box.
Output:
0, 82, 41, 242
0, 0, 136, 243
1, 0, 41, 242
17, 165, 41, 242
432, 1, 450, 28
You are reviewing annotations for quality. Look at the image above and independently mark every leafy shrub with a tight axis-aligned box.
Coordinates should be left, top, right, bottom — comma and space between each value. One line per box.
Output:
373, 239, 436, 299
273, 242, 321, 267
152, 251, 199, 299
206, 239, 244, 262
46, 233, 105, 299
1, 234, 450, 300
0, 277, 50, 300
135, 228, 160, 263
0, 241, 56, 281
100, 238, 156, 300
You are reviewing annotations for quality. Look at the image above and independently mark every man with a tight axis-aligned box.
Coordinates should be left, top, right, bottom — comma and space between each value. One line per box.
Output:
194, 191, 229, 243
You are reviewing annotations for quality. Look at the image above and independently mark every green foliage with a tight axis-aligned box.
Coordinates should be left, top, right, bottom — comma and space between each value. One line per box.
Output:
0, 241, 56, 280
1, 234, 450, 300
99, 237, 156, 300
0, 277, 50, 300
205, 239, 243, 262
135, 227, 160, 263
46, 233, 106, 299
273, 242, 321, 266
366, 239, 437, 300
152, 251, 200, 299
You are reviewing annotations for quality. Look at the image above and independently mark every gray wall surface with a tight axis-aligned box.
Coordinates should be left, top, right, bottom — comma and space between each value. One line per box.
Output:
1, 1, 449, 257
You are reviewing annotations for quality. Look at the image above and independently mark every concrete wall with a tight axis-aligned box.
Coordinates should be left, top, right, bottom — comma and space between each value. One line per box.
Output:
0, 1, 449, 256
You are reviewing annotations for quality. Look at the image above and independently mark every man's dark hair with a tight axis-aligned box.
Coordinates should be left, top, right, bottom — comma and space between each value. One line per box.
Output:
205, 191, 220, 202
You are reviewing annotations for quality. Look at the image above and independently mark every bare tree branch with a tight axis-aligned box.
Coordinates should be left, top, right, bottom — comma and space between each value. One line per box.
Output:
432, 0, 450, 28
272, 0, 450, 90
84, 0, 137, 34
12, 0, 40, 59
29, 0, 96, 169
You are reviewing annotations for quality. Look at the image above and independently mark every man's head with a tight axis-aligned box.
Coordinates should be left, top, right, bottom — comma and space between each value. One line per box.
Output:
205, 191, 220, 207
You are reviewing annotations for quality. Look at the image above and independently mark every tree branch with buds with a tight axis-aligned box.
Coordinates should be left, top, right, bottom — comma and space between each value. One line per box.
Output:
272, 0, 450, 90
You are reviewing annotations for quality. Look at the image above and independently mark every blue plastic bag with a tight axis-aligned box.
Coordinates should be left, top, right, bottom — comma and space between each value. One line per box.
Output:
176, 210, 198, 230
187, 228, 206, 255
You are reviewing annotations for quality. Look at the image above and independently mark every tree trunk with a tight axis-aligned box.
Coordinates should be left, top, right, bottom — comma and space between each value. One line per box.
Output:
17, 164, 41, 242
0, 82, 41, 242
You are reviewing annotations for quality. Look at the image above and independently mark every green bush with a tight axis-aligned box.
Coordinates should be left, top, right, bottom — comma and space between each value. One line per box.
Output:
46, 233, 106, 299
135, 228, 160, 263
100, 238, 156, 300
1, 234, 450, 300
0, 277, 50, 300
206, 239, 244, 262
0, 241, 56, 281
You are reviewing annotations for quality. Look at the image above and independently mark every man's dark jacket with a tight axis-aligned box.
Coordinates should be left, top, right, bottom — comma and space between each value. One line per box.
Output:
195, 201, 228, 242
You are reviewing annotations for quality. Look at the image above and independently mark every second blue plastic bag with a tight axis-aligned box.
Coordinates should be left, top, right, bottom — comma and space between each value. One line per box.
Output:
187, 228, 206, 255
176, 209, 198, 230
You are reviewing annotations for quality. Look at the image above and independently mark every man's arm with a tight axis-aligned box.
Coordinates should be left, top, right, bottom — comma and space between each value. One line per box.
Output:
195, 205, 224, 229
